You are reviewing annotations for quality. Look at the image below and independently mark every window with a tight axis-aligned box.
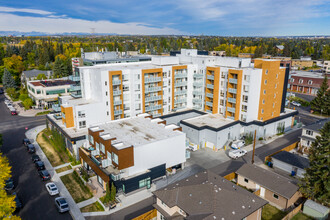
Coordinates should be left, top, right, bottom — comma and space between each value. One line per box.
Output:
261, 109, 264, 114
89, 135, 94, 144
95, 142, 100, 153
308, 80, 313, 85
242, 105, 248, 112
37, 90, 41, 94
161, 201, 167, 207
261, 117, 263, 120
105, 81, 107, 86
243, 95, 248, 102
79, 121, 86, 128
275, 84, 277, 88
274, 94, 276, 98
244, 75, 250, 82
100, 143, 105, 154
306, 130, 313, 136
276, 74, 278, 79
265, 69, 268, 75
273, 194, 279, 199
244, 178, 249, 183
299, 79, 303, 83
160, 214, 166, 220
264, 80, 267, 85
273, 103, 275, 108
78, 111, 85, 118
291, 78, 294, 82
262, 99, 265, 104
243, 85, 249, 92
106, 91, 108, 96
112, 153, 119, 164
263, 90, 266, 94
139, 177, 150, 188
107, 111, 109, 116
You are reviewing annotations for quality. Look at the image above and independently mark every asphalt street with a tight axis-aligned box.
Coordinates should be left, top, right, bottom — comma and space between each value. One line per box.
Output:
0, 94, 72, 220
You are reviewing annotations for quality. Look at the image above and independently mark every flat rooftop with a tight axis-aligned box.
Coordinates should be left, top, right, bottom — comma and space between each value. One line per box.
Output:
290, 70, 325, 78
91, 115, 183, 149
182, 114, 234, 129
30, 80, 74, 87
60, 96, 96, 106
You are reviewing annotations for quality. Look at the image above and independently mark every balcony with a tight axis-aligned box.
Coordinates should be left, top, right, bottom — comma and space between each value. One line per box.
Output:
52, 104, 61, 112
227, 116, 235, 120
54, 113, 62, 120
70, 84, 81, 91
145, 95, 162, 102
193, 81, 203, 87
206, 93, 213, 98
112, 80, 121, 86
206, 101, 213, 107
175, 90, 187, 95
113, 90, 122, 96
228, 98, 236, 103
207, 75, 214, 80
145, 86, 162, 93
175, 81, 187, 87
227, 107, 236, 113
193, 90, 203, 95
228, 88, 237, 94
145, 77, 161, 83
152, 113, 162, 117
174, 72, 188, 78
206, 84, 214, 89
71, 92, 82, 98
174, 98, 187, 104
114, 109, 123, 115
229, 78, 238, 84
145, 104, 162, 111
192, 98, 202, 103
68, 75, 80, 81
193, 74, 203, 78
113, 100, 122, 106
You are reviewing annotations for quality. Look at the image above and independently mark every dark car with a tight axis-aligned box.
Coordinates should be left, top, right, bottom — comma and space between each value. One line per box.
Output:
35, 161, 45, 170
5, 178, 14, 191
12, 192, 23, 210
39, 170, 51, 181
11, 110, 17, 115
23, 139, 31, 147
32, 155, 40, 163
0, 88, 3, 94
27, 144, 35, 153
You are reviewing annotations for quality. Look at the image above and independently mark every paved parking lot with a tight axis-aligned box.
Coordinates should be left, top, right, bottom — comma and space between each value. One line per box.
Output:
186, 147, 231, 169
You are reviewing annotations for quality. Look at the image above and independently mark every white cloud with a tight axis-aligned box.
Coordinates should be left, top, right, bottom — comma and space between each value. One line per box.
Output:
0, 13, 184, 35
0, 6, 53, 15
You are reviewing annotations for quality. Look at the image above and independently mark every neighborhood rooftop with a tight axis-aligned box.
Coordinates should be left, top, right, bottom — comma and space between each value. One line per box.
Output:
30, 80, 75, 87
272, 151, 309, 170
153, 170, 267, 220
303, 118, 330, 132
181, 114, 234, 129
90, 115, 182, 149
236, 164, 299, 199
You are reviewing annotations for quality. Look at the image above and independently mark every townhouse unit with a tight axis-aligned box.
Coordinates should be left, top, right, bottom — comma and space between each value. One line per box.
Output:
236, 164, 302, 211
78, 114, 186, 194
289, 71, 330, 95
27, 79, 74, 108
153, 170, 268, 220
299, 118, 330, 151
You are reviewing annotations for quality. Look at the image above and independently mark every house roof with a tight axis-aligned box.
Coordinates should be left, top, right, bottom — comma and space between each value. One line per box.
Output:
22, 69, 52, 78
153, 170, 267, 220
272, 151, 309, 169
304, 118, 330, 132
236, 164, 299, 199
290, 72, 330, 88
304, 200, 330, 214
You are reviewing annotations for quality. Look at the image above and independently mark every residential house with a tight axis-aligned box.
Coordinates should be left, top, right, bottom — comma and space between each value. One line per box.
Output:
236, 164, 302, 210
299, 119, 330, 151
21, 69, 52, 84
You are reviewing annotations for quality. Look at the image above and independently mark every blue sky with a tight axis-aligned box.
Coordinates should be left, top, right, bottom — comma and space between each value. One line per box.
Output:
0, 0, 329, 36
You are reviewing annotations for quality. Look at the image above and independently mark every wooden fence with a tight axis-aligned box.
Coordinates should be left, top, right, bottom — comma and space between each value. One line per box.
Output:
281, 203, 303, 220
132, 209, 157, 220
224, 172, 236, 181
265, 141, 299, 162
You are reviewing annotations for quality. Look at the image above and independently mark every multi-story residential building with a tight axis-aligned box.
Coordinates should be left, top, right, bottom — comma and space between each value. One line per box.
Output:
291, 57, 313, 70
323, 60, 330, 73
47, 49, 294, 156
288, 71, 330, 95
79, 114, 186, 193
299, 118, 329, 151
153, 170, 268, 220
27, 79, 74, 108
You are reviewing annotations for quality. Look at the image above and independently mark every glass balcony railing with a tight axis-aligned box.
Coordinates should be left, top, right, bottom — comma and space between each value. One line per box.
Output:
113, 100, 122, 106
144, 77, 162, 83
206, 93, 213, 98
227, 107, 236, 113
193, 74, 203, 78
145, 95, 162, 102
174, 90, 187, 95
145, 86, 162, 93
192, 98, 202, 103
114, 110, 123, 115
228, 88, 237, 94
193, 82, 203, 87
228, 98, 236, 103
207, 75, 214, 80
113, 90, 122, 96
52, 104, 61, 112
54, 113, 62, 120
206, 101, 213, 107
145, 105, 162, 111
68, 75, 80, 81
175, 81, 188, 87
206, 110, 212, 114
229, 78, 238, 84
206, 84, 214, 89
71, 92, 82, 98
193, 90, 203, 95
174, 72, 188, 78
112, 80, 121, 85
174, 98, 187, 104
227, 116, 235, 120
152, 113, 162, 117
70, 84, 81, 91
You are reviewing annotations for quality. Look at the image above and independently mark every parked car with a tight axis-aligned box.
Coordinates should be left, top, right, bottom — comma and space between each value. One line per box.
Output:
291, 101, 301, 107
12, 192, 23, 210
230, 140, 245, 150
229, 149, 247, 159
31, 155, 41, 163
35, 161, 45, 170
6, 103, 13, 108
187, 143, 198, 151
23, 139, 31, 147
27, 144, 36, 153
0, 88, 3, 94
5, 178, 14, 191
46, 182, 59, 196
4, 99, 11, 105
39, 170, 51, 181
55, 197, 69, 213
11, 110, 17, 115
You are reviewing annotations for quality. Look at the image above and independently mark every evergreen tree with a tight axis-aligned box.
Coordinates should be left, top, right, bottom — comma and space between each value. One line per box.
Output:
53, 58, 64, 78
110, 182, 116, 202
2, 69, 16, 89
311, 75, 329, 114
299, 122, 330, 205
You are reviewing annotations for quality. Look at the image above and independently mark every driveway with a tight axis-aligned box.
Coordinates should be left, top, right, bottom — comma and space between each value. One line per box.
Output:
0, 94, 72, 220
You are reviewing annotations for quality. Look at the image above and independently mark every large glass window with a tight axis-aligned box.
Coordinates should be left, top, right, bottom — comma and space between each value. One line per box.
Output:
46, 89, 65, 95
112, 153, 118, 164
100, 143, 105, 154
139, 177, 151, 189
95, 142, 100, 153
89, 135, 94, 144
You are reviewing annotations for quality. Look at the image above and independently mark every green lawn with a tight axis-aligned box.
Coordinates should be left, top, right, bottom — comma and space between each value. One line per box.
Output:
80, 201, 104, 212
35, 111, 51, 116
262, 204, 287, 220
291, 212, 313, 220
60, 172, 93, 203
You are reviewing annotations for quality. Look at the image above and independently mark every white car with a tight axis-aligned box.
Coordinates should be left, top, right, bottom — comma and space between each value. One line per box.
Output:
4, 100, 11, 105
46, 182, 59, 196
229, 149, 247, 159
187, 144, 198, 151
291, 101, 301, 107
230, 140, 245, 150
6, 102, 13, 108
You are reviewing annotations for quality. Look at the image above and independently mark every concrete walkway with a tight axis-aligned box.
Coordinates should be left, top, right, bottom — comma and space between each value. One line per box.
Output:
54, 162, 72, 170
58, 169, 74, 177
26, 125, 85, 220
77, 198, 98, 209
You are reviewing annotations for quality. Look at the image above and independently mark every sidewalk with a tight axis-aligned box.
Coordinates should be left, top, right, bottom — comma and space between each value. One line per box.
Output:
26, 125, 85, 220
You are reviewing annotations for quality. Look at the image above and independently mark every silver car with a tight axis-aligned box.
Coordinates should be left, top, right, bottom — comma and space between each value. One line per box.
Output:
46, 182, 59, 196
55, 197, 69, 213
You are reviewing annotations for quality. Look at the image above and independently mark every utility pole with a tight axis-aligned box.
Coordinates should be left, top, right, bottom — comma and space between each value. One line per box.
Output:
252, 130, 256, 164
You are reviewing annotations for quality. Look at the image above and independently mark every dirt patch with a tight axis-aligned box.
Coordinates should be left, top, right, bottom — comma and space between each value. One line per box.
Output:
80, 201, 104, 212
37, 132, 63, 167
61, 172, 93, 203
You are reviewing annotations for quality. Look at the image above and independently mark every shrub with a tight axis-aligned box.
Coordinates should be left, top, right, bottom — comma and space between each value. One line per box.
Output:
23, 97, 33, 109
244, 133, 254, 145
19, 93, 29, 101
258, 137, 263, 141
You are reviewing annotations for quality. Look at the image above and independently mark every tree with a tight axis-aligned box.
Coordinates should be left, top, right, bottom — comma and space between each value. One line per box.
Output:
36, 74, 47, 80
3, 55, 25, 74
6, 88, 18, 100
110, 182, 116, 202
22, 98, 33, 110
2, 69, 16, 89
53, 58, 64, 78
311, 75, 329, 114
299, 122, 330, 205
